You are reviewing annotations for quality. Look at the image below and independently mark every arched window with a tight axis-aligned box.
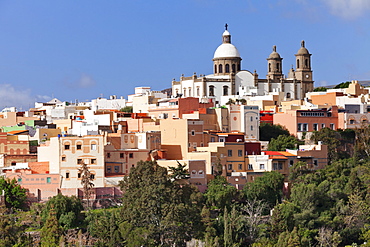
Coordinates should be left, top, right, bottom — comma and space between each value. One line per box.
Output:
225, 64, 230, 73
277, 63, 280, 72
183, 89, 186, 97
219, 64, 223, 73
237, 63, 241, 71
287, 92, 291, 98
223, 86, 228, 96
196, 87, 200, 96
268, 63, 271, 72
214, 64, 217, 73
188, 88, 191, 96
297, 59, 300, 69
305, 59, 308, 67
209, 86, 215, 96
232, 64, 236, 73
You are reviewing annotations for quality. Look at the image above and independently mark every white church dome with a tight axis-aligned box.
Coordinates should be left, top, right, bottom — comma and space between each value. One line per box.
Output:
213, 43, 240, 59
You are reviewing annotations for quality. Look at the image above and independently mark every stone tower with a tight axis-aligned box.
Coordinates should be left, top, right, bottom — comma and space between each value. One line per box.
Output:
295, 40, 313, 94
267, 45, 283, 81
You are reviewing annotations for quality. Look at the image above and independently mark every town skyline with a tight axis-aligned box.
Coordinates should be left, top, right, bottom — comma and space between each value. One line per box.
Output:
0, 0, 369, 109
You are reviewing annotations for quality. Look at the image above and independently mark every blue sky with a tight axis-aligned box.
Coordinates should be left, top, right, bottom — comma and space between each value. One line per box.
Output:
0, 0, 369, 110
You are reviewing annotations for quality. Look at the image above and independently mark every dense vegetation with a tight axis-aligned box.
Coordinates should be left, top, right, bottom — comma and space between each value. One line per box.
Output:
1, 127, 370, 246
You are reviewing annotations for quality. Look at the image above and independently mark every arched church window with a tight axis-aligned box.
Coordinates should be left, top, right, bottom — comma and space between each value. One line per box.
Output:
219, 64, 223, 73
305, 59, 308, 68
225, 64, 230, 73
214, 64, 217, 74
196, 87, 200, 96
277, 63, 280, 72
188, 88, 191, 96
232, 64, 236, 73
268, 63, 271, 72
237, 63, 241, 71
223, 86, 228, 96
297, 59, 300, 69
183, 89, 186, 97
209, 86, 215, 96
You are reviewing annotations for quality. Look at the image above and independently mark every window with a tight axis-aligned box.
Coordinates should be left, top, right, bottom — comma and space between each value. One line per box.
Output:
278, 163, 283, 170
313, 123, 318, 131
219, 64, 223, 73
77, 144, 82, 150
268, 63, 271, 72
330, 123, 335, 130
297, 123, 302, 131
66, 172, 70, 179
223, 86, 228, 96
289, 160, 294, 167
321, 123, 325, 128
209, 86, 215, 96
120, 153, 124, 158
297, 59, 300, 69
91, 144, 97, 150
277, 62, 280, 72
62, 156, 66, 161
107, 153, 111, 158
225, 64, 230, 73
313, 160, 318, 167
260, 164, 265, 170
349, 119, 355, 124
77, 159, 82, 164
91, 159, 96, 164
228, 164, 232, 170
64, 144, 70, 150
78, 173, 81, 179
188, 88, 191, 96
114, 166, 120, 173
90, 174, 95, 180
232, 64, 236, 72
214, 64, 217, 73
250, 116, 253, 121
129, 153, 134, 158
18, 178, 22, 183
238, 150, 243, 157
107, 167, 112, 173
47, 177, 51, 183
248, 164, 253, 170
228, 150, 233, 157
196, 87, 200, 96
183, 89, 186, 97
191, 130, 195, 136
303, 123, 308, 132
273, 163, 278, 170
238, 164, 243, 170
251, 125, 253, 131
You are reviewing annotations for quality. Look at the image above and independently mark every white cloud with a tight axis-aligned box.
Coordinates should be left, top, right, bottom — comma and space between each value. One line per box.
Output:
0, 84, 51, 110
321, 0, 370, 19
76, 73, 96, 88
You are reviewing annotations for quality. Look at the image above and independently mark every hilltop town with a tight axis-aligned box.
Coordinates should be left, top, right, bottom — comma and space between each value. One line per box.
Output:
1, 27, 368, 203
1, 27, 370, 246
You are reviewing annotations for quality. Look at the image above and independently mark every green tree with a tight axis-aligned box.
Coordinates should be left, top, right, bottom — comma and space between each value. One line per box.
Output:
243, 171, 284, 210
168, 161, 190, 180
0, 204, 24, 246
0, 177, 27, 209
313, 87, 327, 92
118, 160, 204, 246
204, 176, 238, 210
311, 127, 341, 163
268, 135, 299, 151
259, 123, 290, 141
334, 81, 351, 88
120, 106, 133, 113
43, 194, 84, 229
40, 208, 62, 247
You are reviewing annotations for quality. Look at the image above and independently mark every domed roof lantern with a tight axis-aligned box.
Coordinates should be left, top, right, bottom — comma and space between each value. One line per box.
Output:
213, 24, 241, 59
269, 45, 281, 59
296, 40, 310, 55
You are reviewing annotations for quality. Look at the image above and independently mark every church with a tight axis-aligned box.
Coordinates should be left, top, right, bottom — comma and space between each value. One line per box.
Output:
171, 25, 314, 105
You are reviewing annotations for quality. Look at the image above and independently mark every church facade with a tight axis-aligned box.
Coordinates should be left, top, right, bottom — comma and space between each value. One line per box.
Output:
172, 27, 314, 105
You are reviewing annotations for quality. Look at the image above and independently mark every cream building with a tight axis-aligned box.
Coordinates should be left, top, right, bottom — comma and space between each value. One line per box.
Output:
38, 135, 105, 188
172, 26, 314, 105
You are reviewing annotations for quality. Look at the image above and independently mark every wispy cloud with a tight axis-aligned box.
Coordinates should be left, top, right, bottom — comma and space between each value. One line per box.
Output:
64, 73, 96, 89
321, 0, 370, 20
0, 84, 51, 110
